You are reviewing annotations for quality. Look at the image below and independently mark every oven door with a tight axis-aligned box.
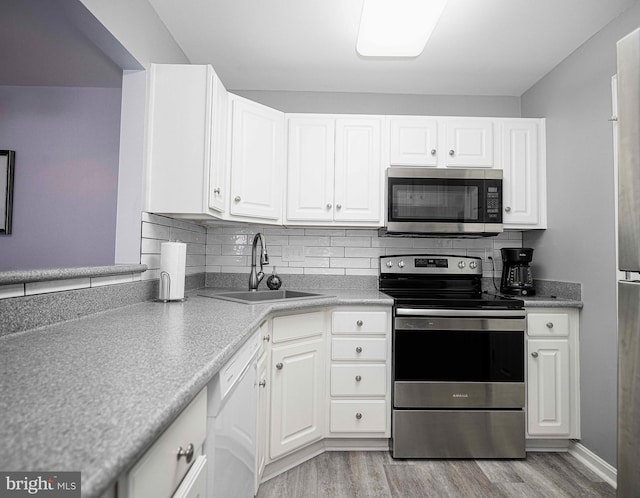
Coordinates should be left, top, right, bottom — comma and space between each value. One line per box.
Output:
393, 309, 525, 409
386, 168, 502, 234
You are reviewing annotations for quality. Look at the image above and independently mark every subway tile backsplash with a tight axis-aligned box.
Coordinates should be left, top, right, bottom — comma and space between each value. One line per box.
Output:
204, 224, 522, 278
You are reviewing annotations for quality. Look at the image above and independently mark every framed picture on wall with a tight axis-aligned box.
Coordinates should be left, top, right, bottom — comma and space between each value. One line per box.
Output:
0, 150, 15, 235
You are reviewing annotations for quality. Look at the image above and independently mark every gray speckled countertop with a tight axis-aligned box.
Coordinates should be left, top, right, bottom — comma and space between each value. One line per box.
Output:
0, 264, 148, 284
520, 296, 583, 308
0, 288, 391, 498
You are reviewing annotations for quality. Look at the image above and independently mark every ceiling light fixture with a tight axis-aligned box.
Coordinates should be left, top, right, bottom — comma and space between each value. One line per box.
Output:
356, 0, 449, 57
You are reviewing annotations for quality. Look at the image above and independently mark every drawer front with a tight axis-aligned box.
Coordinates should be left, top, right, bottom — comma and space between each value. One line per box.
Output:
332, 311, 388, 335
332, 337, 387, 361
330, 400, 387, 433
331, 364, 386, 396
128, 389, 207, 498
272, 311, 325, 343
528, 313, 569, 337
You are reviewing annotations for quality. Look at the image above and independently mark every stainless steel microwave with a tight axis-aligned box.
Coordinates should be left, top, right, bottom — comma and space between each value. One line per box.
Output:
385, 168, 503, 236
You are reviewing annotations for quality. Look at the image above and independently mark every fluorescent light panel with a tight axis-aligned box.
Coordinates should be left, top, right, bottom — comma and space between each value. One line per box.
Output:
357, 0, 449, 57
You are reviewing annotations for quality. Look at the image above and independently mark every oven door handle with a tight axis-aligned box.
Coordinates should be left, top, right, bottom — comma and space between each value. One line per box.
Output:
395, 308, 525, 318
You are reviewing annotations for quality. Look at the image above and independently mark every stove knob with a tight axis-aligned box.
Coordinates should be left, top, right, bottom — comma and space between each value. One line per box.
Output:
386, 261, 394, 268
458, 261, 466, 269
398, 261, 405, 268
469, 261, 477, 269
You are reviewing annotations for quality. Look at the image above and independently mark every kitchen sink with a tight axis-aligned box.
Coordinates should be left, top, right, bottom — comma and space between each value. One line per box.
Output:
199, 289, 330, 304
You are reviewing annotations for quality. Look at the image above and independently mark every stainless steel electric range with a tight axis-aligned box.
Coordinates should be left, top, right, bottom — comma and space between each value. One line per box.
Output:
379, 254, 526, 459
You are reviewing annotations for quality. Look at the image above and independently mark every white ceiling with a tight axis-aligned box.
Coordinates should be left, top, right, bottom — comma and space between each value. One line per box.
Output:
148, 0, 639, 96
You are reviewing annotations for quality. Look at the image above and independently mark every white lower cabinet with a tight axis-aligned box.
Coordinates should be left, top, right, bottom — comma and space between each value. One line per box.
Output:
122, 389, 208, 498
526, 307, 580, 440
269, 313, 326, 460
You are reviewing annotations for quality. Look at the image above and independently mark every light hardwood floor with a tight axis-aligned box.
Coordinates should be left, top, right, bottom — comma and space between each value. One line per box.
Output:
256, 451, 615, 497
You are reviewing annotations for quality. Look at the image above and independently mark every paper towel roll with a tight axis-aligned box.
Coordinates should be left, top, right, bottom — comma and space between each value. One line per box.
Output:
159, 242, 186, 301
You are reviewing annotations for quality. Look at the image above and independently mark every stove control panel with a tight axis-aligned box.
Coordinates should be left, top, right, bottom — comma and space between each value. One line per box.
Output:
380, 255, 482, 275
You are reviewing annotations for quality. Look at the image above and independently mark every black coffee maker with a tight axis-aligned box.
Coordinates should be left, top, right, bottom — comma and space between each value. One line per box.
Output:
500, 248, 536, 296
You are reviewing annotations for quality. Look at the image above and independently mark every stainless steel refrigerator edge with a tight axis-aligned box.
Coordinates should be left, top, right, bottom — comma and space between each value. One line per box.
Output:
616, 28, 640, 497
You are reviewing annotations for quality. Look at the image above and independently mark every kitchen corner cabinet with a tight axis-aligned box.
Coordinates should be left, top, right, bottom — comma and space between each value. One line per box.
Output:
526, 308, 580, 439
388, 117, 495, 168
285, 115, 383, 226
146, 64, 228, 218
229, 95, 284, 222
269, 311, 326, 459
501, 119, 547, 229
254, 320, 270, 494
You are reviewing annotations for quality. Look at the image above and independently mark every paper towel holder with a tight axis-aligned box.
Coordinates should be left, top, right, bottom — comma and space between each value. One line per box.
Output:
156, 270, 187, 303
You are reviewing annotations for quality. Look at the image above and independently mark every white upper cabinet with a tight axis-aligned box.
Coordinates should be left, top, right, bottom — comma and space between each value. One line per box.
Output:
388, 117, 438, 166
146, 64, 228, 218
501, 119, 547, 229
286, 116, 336, 222
388, 117, 495, 168
230, 95, 284, 221
285, 115, 383, 226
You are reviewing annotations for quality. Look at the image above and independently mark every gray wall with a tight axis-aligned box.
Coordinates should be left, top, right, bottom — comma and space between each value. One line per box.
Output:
521, 2, 640, 467
0, 85, 122, 270
233, 90, 521, 116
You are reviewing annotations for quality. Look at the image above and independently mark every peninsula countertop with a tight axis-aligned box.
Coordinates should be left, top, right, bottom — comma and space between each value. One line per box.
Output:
0, 288, 392, 498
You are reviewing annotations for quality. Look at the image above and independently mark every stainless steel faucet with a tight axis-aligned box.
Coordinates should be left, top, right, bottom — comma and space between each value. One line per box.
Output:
249, 233, 269, 291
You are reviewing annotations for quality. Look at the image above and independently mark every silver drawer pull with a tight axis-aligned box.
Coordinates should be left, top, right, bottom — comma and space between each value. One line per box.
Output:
177, 443, 194, 464
356, 320, 363, 327
531, 351, 539, 358
546, 322, 554, 328
355, 375, 362, 382
263, 334, 270, 342
355, 346, 363, 353
355, 412, 363, 420
259, 380, 267, 388
234, 196, 241, 202
276, 362, 283, 370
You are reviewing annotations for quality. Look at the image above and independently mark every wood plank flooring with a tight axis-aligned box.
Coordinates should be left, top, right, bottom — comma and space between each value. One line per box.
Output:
256, 451, 615, 498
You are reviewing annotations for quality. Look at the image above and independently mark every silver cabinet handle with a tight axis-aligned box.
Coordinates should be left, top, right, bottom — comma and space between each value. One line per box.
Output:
276, 362, 283, 370
177, 443, 194, 463
356, 320, 363, 327
259, 380, 267, 387
213, 188, 221, 194
355, 413, 363, 420
263, 334, 270, 342
449, 150, 455, 156
355, 375, 362, 382
336, 204, 342, 209
531, 351, 539, 358
546, 322, 554, 328
505, 206, 511, 212
234, 196, 241, 202
431, 149, 436, 155
326, 203, 332, 209
355, 346, 363, 353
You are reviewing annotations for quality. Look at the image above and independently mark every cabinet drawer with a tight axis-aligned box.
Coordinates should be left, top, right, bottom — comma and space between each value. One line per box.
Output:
331, 364, 386, 396
127, 389, 207, 498
330, 400, 387, 433
272, 311, 325, 343
332, 311, 388, 335
528, 313, 569, 337
331, 337, 387, 361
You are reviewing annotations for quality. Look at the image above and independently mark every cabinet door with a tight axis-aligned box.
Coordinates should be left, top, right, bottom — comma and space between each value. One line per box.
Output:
254, 352, 268, 494
208, 73, 229, 213
502, 120, 540, 226
270, 338, 324, 459
527, 339, 570, 436
230, 96, 284, 220
443, 119, 494, 167
334, 117, 383, 223
388, 117, 438, 166
147, 64, 211, 215
286, 116, 335, 222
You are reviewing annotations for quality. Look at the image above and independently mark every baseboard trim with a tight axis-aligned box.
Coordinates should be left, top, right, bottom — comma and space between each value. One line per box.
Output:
568, 441, 617, 489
